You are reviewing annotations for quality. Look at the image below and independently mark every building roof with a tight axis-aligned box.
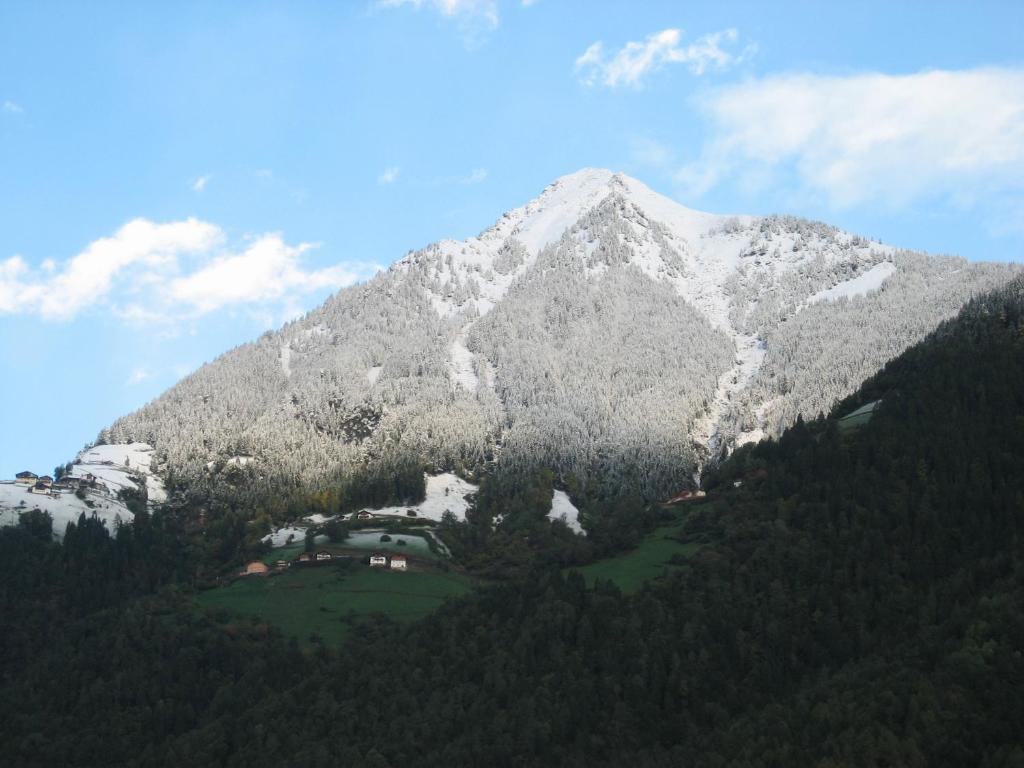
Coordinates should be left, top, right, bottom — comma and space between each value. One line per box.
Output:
16, 471, 37, 479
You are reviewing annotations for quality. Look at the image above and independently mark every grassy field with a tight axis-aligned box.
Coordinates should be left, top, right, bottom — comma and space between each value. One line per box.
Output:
260, 542, 304, 565
838, 399, 880, 432
196, 564, 475, 645
572, 522, 701, 593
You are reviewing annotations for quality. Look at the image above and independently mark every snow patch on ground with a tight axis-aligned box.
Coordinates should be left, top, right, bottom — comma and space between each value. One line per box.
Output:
449, 326, 479, 392
367, 366, 382, 386
73, 443, 167, 504
0, 483, 130, 537
262, 526, 308, 547
809, 261, 896, 304
306, 513, 337, 525
691, 334, 768, 469
280, 344, 292, 378
360, 472, 478, 522
548, 490, 584, 535
0, 442, 172, 537
261, 473, 479, 549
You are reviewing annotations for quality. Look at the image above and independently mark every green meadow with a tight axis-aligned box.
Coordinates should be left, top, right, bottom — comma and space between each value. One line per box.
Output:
196, 564, 475, 645
573, 520, 701, 593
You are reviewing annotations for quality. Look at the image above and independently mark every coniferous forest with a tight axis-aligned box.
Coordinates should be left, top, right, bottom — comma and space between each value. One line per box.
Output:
1, 273, 1023, 765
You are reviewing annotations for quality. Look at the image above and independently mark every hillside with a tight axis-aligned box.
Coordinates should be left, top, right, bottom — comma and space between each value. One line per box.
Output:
2, 266, 1022, 768
0, 443, 166, 537
102, 170, 1018, 506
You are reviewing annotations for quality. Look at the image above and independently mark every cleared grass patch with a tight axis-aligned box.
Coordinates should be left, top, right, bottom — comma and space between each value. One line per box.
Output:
573, 523, 701, 593
196, 564, 475, 645
838, 399, 880, 433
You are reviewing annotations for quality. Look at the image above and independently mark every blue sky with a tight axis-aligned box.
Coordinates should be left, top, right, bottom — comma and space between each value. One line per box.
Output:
2, 0, 1022, 477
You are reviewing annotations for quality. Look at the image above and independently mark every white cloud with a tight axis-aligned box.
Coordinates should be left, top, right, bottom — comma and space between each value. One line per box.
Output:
676, 67, 1024, 210
0, 219, 361, 321
192, 174, 211, 192
0, 219, 221, 320
126, 368, 151, 386
168, 235, 357, 314
2, 100, 23, 114
462, 167, 488, 184
575, 28, 749, 88
378, 166, 400, 185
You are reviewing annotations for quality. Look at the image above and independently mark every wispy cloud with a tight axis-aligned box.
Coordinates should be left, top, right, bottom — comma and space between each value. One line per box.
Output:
3, 100, 24, 114
0, 219, 361, 322
378, 0, 499, 45
126, 368, 152, 386
192, 174, 211, 192
629, 137, 675, 168
575, 28, 751, 88
378, 166, 401, 185
676, 67, 1024, 212
416, 167, 490, 187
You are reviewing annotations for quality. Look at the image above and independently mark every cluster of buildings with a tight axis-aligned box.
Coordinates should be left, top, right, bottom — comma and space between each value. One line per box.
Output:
369, 552, 407, 570
240, 551, 408, 577
14, 471, 107, 498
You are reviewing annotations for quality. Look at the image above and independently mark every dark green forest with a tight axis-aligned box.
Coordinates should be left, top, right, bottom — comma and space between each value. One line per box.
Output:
2, 276, 1024, 766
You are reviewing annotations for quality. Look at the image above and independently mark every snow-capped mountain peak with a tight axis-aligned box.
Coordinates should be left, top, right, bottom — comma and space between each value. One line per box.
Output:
104, 169, 1019, 502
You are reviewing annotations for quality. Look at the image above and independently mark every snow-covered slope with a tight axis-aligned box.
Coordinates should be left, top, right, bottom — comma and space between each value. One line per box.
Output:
104, 169, 1019, 502
352, 473, 477, 523
548, 490, 584, 535
0, 441, 168, 536
73, 443, 167, 503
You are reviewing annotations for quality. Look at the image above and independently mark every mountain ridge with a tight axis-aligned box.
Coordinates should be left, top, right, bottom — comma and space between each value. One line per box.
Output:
102, 168, 1020, 506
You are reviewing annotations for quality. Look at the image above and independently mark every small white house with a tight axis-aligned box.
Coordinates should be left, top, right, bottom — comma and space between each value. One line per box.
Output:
390, 555, 407, 571
369, 553, 387, 567
29, 482, 52, 496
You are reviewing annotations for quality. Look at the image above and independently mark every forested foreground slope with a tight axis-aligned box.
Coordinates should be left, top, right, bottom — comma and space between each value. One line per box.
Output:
2, 276, 1024, 766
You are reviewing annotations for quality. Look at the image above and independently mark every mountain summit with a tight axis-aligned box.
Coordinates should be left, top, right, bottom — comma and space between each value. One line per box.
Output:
106, 169, 1017, 501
